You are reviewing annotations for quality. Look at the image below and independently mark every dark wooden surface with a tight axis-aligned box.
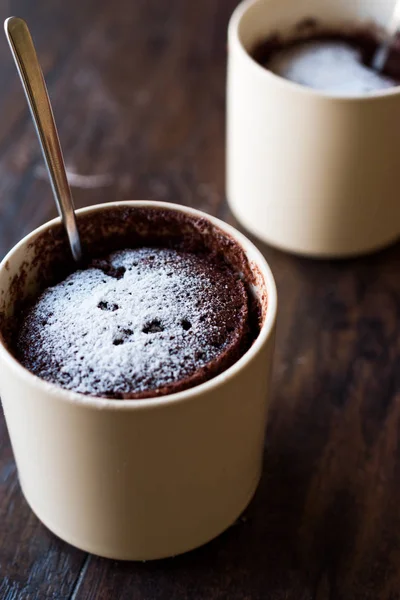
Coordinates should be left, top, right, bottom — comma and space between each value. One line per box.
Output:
1, 0, 400, 598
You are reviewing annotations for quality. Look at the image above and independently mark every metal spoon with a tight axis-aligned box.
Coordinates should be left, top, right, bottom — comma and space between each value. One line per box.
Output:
4, 16, 82, 262
371, 0, 400, 72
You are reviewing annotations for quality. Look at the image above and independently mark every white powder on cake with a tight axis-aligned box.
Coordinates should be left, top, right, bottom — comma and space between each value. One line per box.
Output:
268, 41, 396, 96
18, 248, 247, 398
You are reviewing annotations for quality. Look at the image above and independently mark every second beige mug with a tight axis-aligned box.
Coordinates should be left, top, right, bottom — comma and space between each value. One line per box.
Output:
227, 0, 400, 258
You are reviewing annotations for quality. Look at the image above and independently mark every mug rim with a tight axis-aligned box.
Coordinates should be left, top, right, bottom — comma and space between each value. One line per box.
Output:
0, 200, 277, 412
228, 0, 400, 102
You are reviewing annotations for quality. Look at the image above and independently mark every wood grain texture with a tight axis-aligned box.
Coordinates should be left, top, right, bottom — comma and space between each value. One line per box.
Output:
1, 0, 400, 598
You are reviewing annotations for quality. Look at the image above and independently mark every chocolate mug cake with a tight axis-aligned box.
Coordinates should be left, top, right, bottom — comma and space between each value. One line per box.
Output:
8, 206, 262, 400
0, 201, 275, 560
252, 23, 400, 95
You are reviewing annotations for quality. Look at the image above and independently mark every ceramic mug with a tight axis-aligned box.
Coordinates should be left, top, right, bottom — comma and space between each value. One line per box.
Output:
227, 0, 400, 257
0, 201, 277, 560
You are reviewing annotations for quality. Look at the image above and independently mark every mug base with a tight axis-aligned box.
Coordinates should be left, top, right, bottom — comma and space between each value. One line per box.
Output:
229, 202, 400, 260
19, 475, 261, 561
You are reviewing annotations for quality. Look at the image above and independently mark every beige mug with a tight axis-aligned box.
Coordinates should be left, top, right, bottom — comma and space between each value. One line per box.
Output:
0, 201, 277, 560
227, 0, 400, 258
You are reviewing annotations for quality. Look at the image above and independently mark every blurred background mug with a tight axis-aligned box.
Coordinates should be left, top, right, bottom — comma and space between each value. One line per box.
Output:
227, 0, 400, 258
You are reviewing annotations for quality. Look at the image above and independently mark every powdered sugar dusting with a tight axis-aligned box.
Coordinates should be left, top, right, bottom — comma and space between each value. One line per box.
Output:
18, 248, 248, 398
268, 41, 396, 95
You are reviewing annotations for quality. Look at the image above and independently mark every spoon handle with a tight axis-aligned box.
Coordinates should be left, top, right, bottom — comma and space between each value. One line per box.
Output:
372, 0, 400, 72
4, 17, 82, 262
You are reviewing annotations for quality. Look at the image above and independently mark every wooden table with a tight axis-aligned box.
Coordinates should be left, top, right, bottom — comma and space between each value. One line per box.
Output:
1, 0, 400, 598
